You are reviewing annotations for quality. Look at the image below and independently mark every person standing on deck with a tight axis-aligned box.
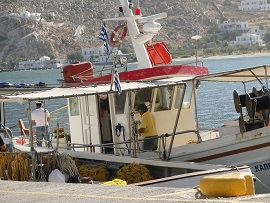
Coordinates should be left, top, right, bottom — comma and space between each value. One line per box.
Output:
136, 104, 158, 151
31, 101, 50, 147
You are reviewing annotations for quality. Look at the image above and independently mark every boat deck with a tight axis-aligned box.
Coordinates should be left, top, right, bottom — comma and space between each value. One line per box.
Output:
1, 180, 270, 203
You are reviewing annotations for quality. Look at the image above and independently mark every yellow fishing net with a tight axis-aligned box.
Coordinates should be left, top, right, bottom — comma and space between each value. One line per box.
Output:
103, 178, 127, 186
116, 162, 153, 184
77, 164, 108, 182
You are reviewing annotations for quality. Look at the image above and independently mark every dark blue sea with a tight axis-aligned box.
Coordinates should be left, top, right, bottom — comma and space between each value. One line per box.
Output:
1, 54, 270, 135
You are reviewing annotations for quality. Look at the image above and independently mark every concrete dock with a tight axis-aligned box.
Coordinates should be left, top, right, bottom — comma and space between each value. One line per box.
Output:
1, 181, 270, 203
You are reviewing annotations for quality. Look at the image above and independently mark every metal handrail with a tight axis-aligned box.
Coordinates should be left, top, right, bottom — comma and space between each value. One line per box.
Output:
64, 129, 200, 157
180, 60, 204, 66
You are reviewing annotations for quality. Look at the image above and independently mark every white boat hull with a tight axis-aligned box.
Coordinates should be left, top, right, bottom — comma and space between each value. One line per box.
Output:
165, 127, 270, 193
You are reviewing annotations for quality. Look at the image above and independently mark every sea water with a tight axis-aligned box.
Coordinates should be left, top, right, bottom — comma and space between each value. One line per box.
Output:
1, 54, 270, 135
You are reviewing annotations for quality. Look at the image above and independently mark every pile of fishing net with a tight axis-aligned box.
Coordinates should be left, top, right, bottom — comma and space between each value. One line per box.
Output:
77, 163, 108, 182
0, 152, 30, 181
116, 163, 153, 184
187, 140, 199, 144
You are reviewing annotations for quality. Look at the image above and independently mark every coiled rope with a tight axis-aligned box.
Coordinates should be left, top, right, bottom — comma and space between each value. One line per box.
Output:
56, 152, 79, 178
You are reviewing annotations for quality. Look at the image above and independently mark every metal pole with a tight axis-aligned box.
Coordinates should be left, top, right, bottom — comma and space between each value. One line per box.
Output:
166, 83, 186, 160
110, 57, 118, 91
128, 92, 132, 155
193, 80, 200, 132
265, 65, 268, 88
27, 101, 36, 181
196, 41, 198, 66
191, 35, 202, 66
55, 123, 60, 150
43, 101, 47, 147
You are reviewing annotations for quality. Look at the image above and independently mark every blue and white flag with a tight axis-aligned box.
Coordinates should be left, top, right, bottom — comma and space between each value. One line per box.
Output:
99, 23, 110, 54
114, 65, 122, 95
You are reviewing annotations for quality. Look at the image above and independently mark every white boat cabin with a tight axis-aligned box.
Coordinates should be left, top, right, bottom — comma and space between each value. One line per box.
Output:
67, 78, 198, 154
6, 78, 200, 157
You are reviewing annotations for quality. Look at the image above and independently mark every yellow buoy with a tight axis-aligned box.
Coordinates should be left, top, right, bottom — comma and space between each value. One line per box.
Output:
200, 172, 255, 197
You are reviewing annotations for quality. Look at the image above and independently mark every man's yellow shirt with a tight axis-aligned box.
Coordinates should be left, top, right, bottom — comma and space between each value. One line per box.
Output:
139, 111, 157, 138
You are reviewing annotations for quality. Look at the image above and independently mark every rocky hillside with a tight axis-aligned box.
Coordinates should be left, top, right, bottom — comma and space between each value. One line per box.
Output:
0, 0, 268, 69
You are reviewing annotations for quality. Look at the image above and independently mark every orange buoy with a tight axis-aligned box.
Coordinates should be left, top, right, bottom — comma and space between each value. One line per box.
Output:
110, 24, 128, 45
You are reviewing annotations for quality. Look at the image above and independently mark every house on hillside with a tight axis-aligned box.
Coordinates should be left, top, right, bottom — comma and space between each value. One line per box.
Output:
219, 21, 266, 46
18, 56, 68, 70
238, 0, 270, 11
9, 7, 42, 21
219, 21, 266, 37
219, 21, 249, 33
232, 33, 264, 46
20, 8, 41, 21
247, 25, 266, 38
82, 47, 126, 64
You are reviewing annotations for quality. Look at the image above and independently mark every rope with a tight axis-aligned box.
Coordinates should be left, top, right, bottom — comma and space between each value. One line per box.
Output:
50, 105, 68, 114
56, 153, 79, 178
230, 166, 270, 192
71, 67, 94, 82
99, 21, 127, 77
253, 174, 270, 191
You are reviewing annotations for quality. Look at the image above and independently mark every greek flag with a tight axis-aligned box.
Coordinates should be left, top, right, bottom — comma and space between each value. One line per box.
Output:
99, 23, 110, 54
114, 65, 122, 95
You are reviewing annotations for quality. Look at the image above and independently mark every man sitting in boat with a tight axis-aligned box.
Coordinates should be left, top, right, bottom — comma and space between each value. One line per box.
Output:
0, 136, 7, 151
136, 104, 158, 151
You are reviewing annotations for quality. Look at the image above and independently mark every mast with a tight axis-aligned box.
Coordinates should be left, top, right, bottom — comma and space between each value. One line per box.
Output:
104, 0, 167, 69
119, 0, 152, 69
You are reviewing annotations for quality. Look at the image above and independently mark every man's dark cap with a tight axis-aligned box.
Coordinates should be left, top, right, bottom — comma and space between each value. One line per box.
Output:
136, 103, 148, 111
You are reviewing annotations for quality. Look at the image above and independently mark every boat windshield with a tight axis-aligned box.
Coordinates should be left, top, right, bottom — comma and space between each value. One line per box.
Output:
114, 92, 127, 114
134, 89, 153, 111
175, 81, 193, 109
154, 86, 173, 111
132, 84, 187, 112
69, 97, 80, 116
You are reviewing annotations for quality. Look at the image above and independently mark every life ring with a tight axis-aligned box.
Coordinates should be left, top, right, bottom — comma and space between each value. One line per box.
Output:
110, 24, 128, 45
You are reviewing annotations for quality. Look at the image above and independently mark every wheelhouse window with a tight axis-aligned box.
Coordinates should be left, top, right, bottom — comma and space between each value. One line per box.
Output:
69, 97, 80, 116
175, 82, 193, 109
154, 86, 173, 111
114, 92, 126, 114
134, 88, 153, 111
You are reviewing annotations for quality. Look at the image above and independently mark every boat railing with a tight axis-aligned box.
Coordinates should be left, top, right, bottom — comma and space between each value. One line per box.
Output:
95, 66, 113, 77
180, 60, 204, 67
62, 129, 200, 160
95, 62, 127, 77
198, 127, 219, 132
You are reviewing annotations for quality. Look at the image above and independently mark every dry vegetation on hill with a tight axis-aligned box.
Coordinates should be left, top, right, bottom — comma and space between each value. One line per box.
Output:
0, 0, 269, 69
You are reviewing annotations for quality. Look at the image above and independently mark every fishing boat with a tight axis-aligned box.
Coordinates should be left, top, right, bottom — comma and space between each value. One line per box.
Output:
0, 0, 265, 192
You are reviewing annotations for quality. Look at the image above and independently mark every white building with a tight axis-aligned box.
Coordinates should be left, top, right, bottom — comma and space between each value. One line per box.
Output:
219, 21, 266, 36
9, 8, 42, 21
20, 8, 41, 21
239, 0, 270, 11
82, 46, 105, 62
82, 47, 125, 64
219, 21, 266, 46
18, 56, 68, 70
247, 25, 266, 38
232, 33, 264, 46
219, 21, 249, 33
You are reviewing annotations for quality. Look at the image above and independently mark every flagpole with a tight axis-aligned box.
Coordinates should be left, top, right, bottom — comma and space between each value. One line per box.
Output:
110, 57, 117, 91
